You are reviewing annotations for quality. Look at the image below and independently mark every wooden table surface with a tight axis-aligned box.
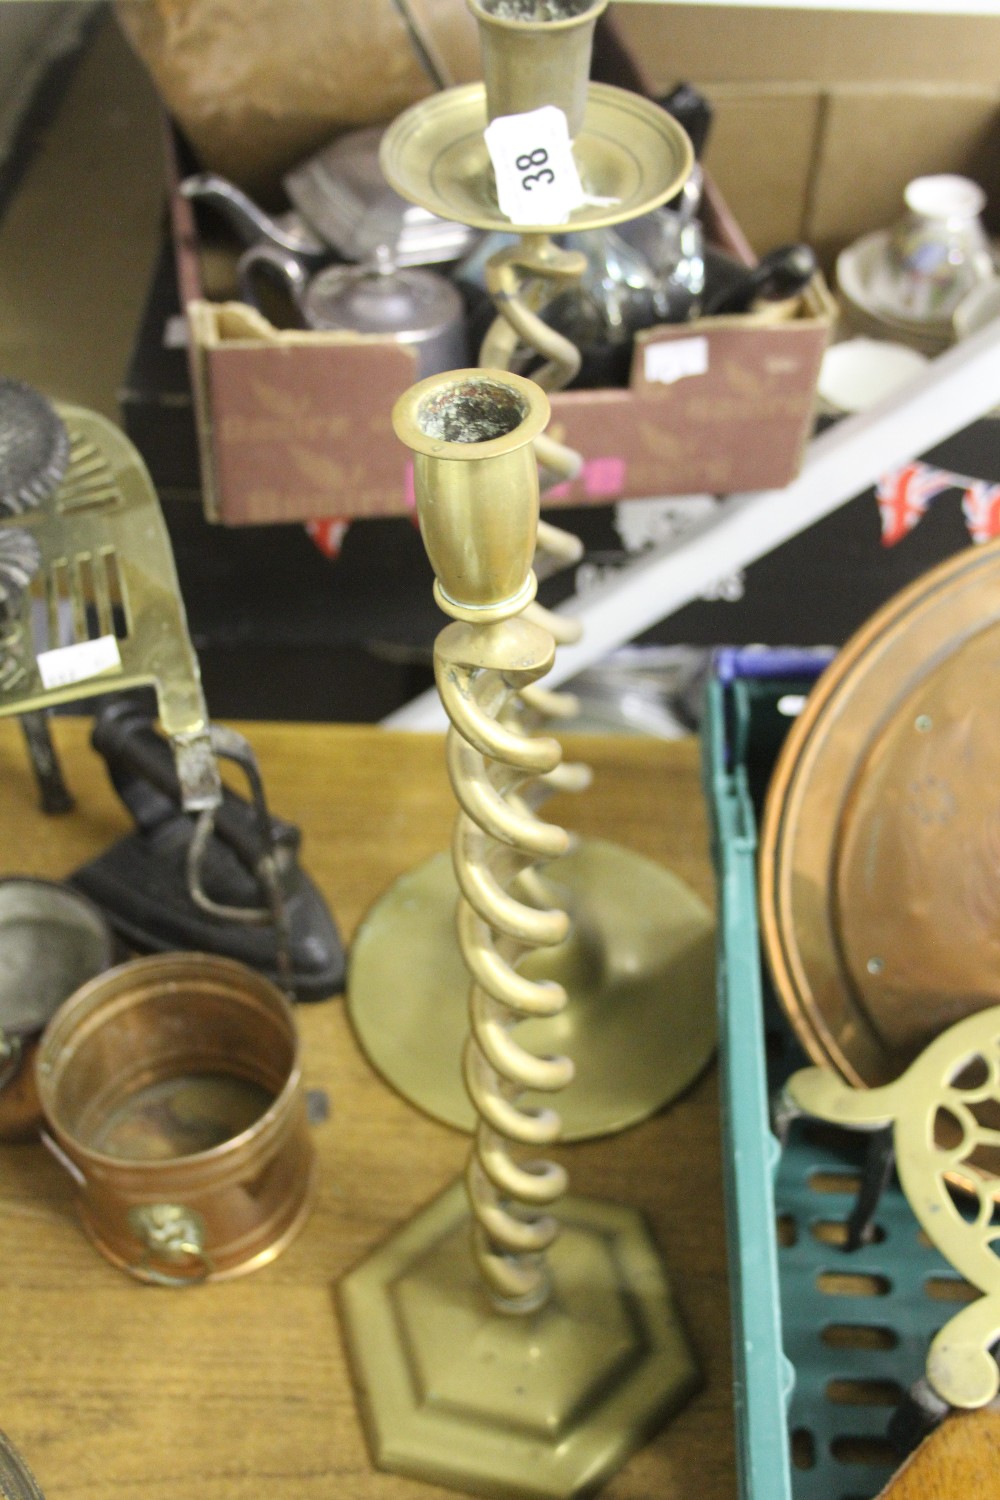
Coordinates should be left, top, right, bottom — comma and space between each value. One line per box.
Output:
0, 720, 734, 1500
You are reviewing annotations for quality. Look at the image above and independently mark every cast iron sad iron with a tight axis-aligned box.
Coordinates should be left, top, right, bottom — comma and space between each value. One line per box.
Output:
72, 698, 344, 1002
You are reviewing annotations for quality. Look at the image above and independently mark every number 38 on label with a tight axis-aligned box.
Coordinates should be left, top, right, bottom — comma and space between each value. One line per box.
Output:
484, 106, 585, 225
516, 149, 554, 191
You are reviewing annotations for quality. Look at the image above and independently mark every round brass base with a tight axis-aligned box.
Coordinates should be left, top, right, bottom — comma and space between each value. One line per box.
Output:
338, 1178, 699, 1500
380, 81, 693, 235
347, 840, 715, 1140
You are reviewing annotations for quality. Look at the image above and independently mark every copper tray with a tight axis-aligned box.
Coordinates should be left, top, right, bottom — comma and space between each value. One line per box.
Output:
760, 539, 1000, 1088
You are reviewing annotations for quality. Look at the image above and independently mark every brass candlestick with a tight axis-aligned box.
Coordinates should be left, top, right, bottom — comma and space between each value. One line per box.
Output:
339, 370, 696, 1500
348, 0, 715, 1139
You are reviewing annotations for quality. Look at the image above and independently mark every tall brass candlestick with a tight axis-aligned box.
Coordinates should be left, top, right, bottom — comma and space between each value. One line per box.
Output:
403, 369, 571, 1314
339, 370, 697, 1500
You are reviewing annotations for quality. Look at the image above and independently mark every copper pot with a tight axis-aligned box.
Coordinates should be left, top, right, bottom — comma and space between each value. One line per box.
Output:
0, 879, 115, 1144
35, 953, 314, 1284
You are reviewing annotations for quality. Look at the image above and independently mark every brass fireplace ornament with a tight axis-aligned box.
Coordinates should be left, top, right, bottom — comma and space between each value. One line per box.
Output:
0, 398, 220, 814
348, 0, 715, 1140
339, 370, 697, 1499
786, 1007, 1000, 1411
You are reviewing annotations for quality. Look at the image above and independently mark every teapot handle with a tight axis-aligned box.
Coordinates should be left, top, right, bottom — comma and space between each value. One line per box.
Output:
237, 243, 311, 319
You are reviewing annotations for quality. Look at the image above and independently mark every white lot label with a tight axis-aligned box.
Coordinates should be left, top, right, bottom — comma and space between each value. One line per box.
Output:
37, 635, 121, 690
484, 106, 585, 226
644, 337, 710, 386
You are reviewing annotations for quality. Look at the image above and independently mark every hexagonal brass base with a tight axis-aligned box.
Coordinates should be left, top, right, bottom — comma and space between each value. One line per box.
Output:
338, 1179, 698, 1500
347, 841, 716, 1142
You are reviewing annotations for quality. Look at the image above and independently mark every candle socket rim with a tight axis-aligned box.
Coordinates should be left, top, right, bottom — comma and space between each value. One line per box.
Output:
466, 0, 609, 35
392, 369, 550, 461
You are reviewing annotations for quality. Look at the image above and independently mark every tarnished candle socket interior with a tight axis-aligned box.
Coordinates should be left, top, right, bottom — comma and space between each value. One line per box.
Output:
0, 879, 114, 1144
35, 953, 314, 1284
414, 373, 528, 442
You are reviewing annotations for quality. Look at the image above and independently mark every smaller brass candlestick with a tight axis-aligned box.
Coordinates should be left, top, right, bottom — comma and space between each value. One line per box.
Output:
339, 371, 696, 1500
352, 0, 712, 1137
350, 3, 714, 1141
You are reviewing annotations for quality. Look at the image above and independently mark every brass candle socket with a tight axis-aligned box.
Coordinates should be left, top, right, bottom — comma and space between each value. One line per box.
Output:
340, 370, 697, 1499
468, 0, 608, 138
393, 369, 548, 623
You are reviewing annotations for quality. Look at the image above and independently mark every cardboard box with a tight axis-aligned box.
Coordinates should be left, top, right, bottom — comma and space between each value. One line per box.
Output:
170, 19, 834, 526
614, 5, 1000, 264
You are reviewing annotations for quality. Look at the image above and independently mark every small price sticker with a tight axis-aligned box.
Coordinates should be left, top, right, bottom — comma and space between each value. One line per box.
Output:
37, 634, 122, 690
643, 336, 709, 387
484, 106, 585, 227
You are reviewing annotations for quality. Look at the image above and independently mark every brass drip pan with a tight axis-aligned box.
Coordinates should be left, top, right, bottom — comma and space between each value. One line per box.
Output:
348, 841, 715, 1140
760, 539, 1000, 1090
380, 81, 693, 234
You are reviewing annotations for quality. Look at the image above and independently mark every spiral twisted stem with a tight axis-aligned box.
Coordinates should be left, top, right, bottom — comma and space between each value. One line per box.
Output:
436, 631, 575, 1314
480, 234, 590, 738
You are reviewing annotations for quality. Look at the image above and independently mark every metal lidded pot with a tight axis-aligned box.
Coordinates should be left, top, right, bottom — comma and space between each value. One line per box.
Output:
238, 242, 468, 377
0, 878, 115, 1143
35, 952, 315, 1285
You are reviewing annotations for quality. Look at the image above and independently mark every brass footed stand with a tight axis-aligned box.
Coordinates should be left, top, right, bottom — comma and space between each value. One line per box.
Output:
339, 370, 696, 1499
348, 0, 714, 1139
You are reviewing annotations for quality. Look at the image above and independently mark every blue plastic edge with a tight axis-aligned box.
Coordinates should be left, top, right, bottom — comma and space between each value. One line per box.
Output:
702, 671, 795, 1500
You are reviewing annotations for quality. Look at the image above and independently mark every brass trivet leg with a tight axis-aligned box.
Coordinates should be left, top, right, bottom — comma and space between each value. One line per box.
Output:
787, 1006, 1000, 1411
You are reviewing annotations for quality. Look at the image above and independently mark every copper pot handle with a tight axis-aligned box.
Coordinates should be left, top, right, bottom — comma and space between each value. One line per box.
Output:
127, 1204, 215, 1288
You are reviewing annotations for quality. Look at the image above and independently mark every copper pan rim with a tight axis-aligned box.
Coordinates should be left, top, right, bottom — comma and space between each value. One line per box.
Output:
759, 539, 1000, 1087
36, 951, 302, 1171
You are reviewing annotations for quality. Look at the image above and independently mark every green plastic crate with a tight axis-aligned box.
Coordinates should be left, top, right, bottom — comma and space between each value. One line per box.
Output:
702, 651, 970, 1500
